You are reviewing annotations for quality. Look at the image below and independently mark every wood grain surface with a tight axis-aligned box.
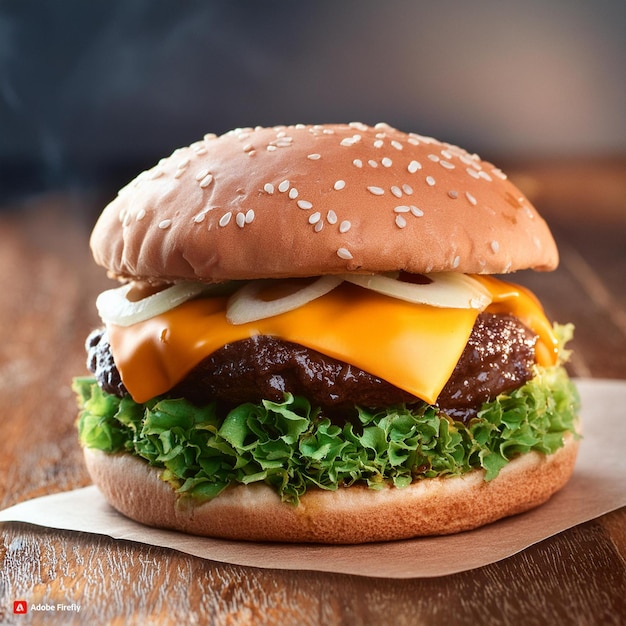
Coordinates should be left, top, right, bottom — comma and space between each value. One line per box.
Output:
1, 160, 625, 625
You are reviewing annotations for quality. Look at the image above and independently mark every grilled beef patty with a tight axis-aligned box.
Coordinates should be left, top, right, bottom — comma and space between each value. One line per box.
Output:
86, 313, 537, 423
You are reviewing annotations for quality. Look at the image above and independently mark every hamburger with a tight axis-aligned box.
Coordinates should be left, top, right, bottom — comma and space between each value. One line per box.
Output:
74, 122, 580, 544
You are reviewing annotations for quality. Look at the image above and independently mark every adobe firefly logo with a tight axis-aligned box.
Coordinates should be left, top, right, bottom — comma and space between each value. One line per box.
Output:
13, 600, 27, 614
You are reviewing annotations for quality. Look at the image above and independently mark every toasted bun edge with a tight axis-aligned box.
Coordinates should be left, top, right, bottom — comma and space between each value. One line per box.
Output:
83, 434, 579, 544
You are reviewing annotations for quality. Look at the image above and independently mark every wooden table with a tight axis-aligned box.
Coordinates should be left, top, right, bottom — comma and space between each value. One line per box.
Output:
1, 159, 625, 624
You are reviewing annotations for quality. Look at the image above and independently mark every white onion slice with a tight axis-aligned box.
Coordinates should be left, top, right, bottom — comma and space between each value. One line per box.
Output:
226, 276, 343, 325
96, 281, 220, 326
340, 272, 492, 310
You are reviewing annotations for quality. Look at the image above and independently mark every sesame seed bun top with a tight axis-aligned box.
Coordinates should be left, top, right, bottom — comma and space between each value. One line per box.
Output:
89, 122, 558, 283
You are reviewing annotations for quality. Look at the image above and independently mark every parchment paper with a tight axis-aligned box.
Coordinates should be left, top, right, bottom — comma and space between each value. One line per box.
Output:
1, 378, 624, 578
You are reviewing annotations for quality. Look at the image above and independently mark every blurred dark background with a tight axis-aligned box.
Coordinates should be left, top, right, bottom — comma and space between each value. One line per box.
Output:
1, 0, 625, 209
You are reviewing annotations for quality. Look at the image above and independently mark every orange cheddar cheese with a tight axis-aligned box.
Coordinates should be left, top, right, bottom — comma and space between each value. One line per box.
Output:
107, 278, 558, 406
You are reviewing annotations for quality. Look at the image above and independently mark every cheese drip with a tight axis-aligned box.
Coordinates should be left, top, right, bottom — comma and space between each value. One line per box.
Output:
107, 277, 557, 405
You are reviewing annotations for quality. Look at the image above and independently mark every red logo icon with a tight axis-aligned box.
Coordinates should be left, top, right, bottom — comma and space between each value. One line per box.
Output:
13, 600, 27, 614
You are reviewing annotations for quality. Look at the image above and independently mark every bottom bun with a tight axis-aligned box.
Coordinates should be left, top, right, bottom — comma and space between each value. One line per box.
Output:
83, 436, 579, 544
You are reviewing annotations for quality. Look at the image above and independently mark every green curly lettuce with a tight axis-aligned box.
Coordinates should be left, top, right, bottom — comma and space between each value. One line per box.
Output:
74, 355, 579, 505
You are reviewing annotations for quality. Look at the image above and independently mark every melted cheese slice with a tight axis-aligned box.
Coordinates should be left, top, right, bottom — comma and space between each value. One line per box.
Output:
107, 277, 557, 406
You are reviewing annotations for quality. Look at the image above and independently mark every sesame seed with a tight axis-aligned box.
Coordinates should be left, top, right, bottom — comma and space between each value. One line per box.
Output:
440, 160, 455, 170
309, 212, 321, 224
199, 174, 214, 188
492, 168, 508, 180
158, 219, 172, 230
391, 186, 403, 198
219, 212, 232, 227
307, 153, 321, 160
193, 212, 206, 223
402, 184, 413, 195
428, 154, 440, 162
193, 207, 210, 220
367, 186, 385, 195
264, 183, 275, 194
149, 169, 164, 180
368, 159, 378, 168
340, 135, 361, 147
327, 210, 338, 224
410, 205, 424, 217
353, 159, 363, 168
466, 167, 481, 180
373, 139, 384, 148
465, 191, 477, 205
441, 149, 453, 159
245, 209, 255, 224
391, 140, 403, 150
381, 157, 393, 167
478, 170, 493, 181
334, 180, 346, 191
395, 215, 407, 228
337, 247, 353, 260
267, 145, 277, 152
394, 205, 410, 213
408, 160, 422, 173
174, 168, 185, 179
195, 168, 211, 181
243, 143, 254, 152
278, 180, 290, 192
289, 188, 299, 199
177, 158, 190, 169
297, 200, 313, 210
339, 220, 351, 233
426, 176, 436, 186
448, 190, 459, 199
236, 213, 246, 228
314, 221, 324, 232
136, 209, 146, 221
452, 255, 461, 268
490, 240, 500, 253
